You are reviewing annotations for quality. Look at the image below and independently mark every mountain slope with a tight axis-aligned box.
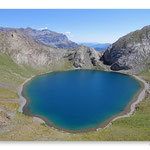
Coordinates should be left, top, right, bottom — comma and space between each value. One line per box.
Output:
0, 27, 78, 49
0, 29, 67, 66
101, 25, 150, 73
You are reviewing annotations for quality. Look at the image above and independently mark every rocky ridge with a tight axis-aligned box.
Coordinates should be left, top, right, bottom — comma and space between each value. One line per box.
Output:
101, 25, 150, 73
0, 27, 78, 49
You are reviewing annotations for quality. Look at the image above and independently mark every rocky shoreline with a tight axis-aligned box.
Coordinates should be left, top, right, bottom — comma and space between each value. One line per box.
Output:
17, 76, 35, 113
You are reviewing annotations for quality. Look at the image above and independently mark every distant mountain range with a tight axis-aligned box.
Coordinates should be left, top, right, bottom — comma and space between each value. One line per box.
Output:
0, 27, 78, 49
78, 43, 111, 51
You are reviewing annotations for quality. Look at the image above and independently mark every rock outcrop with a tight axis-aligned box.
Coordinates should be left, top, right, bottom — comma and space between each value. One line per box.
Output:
101, 25, 150, 73
0, 107, 15, 129
73, 45, 101, 68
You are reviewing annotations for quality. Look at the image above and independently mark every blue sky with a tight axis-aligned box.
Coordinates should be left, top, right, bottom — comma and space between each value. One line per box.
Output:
0, 9, 150, 43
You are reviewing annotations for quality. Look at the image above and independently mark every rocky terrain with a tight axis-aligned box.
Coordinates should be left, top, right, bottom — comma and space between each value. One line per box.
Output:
65, 45, 103, 69
0, 27, 103, 71
0, 27, 78, 49
101, 25, 150, 73
1, 25, 150, 76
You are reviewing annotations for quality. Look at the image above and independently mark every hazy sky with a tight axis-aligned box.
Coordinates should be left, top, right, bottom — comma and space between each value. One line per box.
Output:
0, 9, 150, 43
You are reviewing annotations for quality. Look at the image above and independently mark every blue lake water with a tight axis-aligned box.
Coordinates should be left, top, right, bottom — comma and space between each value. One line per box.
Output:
24, 70, 141, 131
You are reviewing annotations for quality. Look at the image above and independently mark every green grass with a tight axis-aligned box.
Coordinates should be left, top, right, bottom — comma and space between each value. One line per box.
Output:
138, 69, 150, 82
0, 86, 19, 100
41, 123, 47, 127
0, 52, 35, 85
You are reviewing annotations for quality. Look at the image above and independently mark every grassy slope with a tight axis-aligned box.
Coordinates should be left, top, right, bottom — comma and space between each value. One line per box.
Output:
0, 86, 19, 100
0, 52, 150, 140
0, 51, 74, 84
0, 52, 35, 85
0, 51, 42, 101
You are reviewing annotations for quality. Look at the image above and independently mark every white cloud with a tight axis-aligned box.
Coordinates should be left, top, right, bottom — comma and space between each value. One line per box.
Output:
40, 27, 48, 30
64, 31, 71, 34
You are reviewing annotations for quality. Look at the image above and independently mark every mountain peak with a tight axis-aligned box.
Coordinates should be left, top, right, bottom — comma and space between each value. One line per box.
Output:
0, 27, 78, 49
